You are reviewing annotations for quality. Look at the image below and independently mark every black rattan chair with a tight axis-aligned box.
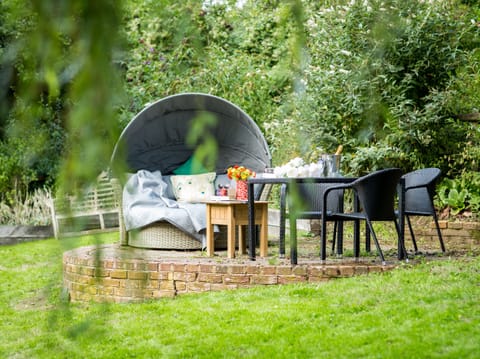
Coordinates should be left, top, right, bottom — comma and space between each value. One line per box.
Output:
279, 182, 343, 257
321, 168, 405, 265
401, 168, 445, 253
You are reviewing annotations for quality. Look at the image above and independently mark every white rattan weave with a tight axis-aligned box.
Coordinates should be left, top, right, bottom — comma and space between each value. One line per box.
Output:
128, 222, 203, 249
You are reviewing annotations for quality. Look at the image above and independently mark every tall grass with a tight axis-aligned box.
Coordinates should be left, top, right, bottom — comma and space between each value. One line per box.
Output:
0, 233, 479, 358
0, 188, 51, 225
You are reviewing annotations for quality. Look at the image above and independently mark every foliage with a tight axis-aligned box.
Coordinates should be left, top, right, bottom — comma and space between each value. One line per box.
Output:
1, 0, 125, 201
1, 235, 479, 357
120, 0, 304, 160
0, 187, 51, 225
0, 2, 66, 199
295, 0, 480, 176
120, 0, 480, 176
1, 0, 479, 218
436, 171, 480, 217
0, 109, 64, 206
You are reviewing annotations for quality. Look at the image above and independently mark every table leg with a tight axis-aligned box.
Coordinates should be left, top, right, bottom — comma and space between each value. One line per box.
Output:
227, 205, 235, 258
288, 190, 298, 265
259, 203, 268, 257
321, 205, 327, 262
279, 184, 287, 258
206, 204, 214, 256
247, 182, 256, 260
238, 226, 246, 254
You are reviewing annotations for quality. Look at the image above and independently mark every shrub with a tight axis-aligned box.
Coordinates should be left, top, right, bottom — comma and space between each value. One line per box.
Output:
0, 188, 51, 225
436, 171, 480, 218
297, 0, 480, 175
1, 0, 479, 218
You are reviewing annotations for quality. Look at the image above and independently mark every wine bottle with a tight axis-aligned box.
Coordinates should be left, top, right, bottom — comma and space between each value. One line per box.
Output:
335, 145, 343, 155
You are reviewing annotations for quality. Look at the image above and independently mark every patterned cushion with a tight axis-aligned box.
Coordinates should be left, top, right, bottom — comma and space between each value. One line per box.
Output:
170, 172, 216, 202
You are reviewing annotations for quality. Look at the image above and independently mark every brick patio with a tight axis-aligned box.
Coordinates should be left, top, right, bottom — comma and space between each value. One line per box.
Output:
63, 219, 479, 303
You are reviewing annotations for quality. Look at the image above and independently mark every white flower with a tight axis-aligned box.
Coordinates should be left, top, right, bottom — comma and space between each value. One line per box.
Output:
274, 157, 326, 178
308, 163, 320, 177
274, 166, 286, 178
286, 166, 299, 178
297, 165, 309, 178
290, 157, 304, 167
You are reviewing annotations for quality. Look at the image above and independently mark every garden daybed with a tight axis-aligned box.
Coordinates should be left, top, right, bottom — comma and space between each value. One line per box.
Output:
110, 93, 272, 249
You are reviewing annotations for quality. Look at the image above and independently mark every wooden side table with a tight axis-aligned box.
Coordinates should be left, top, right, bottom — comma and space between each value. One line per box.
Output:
205, 200, 268, 258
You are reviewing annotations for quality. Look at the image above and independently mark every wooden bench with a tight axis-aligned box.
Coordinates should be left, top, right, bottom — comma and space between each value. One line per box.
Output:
49, 172, 120, 238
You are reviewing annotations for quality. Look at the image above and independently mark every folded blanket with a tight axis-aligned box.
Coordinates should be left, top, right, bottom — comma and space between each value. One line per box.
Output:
122, 170, 207, 243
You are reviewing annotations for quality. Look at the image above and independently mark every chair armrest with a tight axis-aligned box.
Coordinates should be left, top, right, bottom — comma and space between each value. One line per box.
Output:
322, 183, 352, 215
404, 183, 428, 191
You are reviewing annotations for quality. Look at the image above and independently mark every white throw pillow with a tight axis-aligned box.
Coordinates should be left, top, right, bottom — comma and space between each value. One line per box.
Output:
170, 172, 216, 202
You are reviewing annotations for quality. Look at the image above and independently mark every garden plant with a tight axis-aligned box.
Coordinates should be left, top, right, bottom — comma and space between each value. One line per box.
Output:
0, 1, 479, 357
1, 0, 479, 219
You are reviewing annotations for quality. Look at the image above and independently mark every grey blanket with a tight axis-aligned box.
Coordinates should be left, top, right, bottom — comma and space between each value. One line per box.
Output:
123, 170, 207, 243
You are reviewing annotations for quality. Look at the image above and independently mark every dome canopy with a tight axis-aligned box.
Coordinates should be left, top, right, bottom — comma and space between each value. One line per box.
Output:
111, 93, 271, 175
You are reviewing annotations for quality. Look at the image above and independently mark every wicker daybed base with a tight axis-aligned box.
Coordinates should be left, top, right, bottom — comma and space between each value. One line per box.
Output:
128, 222, 230, 250
114, 179, 228, 250
128, 222, 203, 250
114, 178, 269, 251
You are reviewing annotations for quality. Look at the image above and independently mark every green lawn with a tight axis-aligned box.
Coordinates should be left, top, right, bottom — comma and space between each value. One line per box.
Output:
0, 233, 479, 358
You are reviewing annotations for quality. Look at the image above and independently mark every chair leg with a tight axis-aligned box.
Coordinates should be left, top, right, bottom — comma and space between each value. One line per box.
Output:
331, 221, 337, 254
320, 215, 328, 262
279, 217, 286, 258
289, 215, 298, 264
432, 211, 446, 252
365, 225, 371, 253
406, 215, 418, 253
394, 218, 409, 261
365, 219, 386, 265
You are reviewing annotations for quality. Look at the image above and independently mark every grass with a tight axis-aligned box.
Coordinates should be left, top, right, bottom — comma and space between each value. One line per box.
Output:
1, 233, 479, 358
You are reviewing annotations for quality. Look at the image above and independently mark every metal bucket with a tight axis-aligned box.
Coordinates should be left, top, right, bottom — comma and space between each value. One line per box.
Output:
321, 154, 342, 177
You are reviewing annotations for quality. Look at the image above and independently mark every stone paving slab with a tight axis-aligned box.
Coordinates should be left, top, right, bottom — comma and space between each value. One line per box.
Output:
0, 225, 53, 245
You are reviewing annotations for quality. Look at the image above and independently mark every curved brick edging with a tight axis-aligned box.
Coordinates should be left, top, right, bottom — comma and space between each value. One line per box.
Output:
63, 244, 396, 303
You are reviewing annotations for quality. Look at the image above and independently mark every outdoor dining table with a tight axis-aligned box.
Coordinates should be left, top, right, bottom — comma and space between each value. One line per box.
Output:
247, 176, 407, 265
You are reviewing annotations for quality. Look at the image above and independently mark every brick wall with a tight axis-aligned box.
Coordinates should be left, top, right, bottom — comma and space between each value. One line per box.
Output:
63, 219, 479, 303
269, 210, 479, 250
304, 217, 479, 251
63, 246, 395, 303
409, 220, 480, 251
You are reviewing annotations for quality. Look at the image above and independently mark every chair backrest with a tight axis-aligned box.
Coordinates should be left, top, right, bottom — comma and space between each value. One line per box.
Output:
256, 183, 273, 201
402, 168, 441, 214
353, 168, 403, 220
297, 183, 343, 213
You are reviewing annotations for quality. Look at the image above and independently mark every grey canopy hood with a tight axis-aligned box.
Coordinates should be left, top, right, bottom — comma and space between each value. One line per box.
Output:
110, 93, 271, 175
